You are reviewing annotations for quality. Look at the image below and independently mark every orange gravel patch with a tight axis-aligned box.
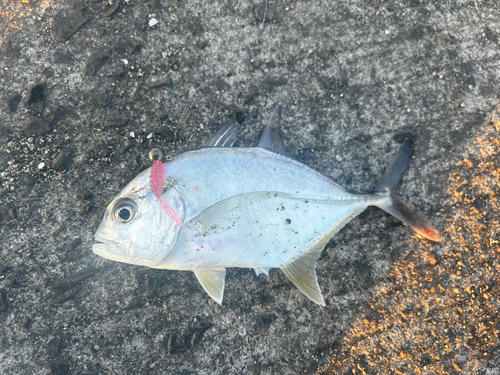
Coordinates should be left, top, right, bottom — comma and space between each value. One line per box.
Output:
323, 107, 500, 374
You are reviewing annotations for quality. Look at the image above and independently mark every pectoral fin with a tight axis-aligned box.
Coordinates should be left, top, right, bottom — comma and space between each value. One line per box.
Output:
281, 237, 328, 306
193, 268, 226, 305
190, 191, 289, 233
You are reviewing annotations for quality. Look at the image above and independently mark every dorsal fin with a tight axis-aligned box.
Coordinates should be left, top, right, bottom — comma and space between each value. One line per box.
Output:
258, 106, 288, 155
193, 268, 226, 304
203, 120, 237, 148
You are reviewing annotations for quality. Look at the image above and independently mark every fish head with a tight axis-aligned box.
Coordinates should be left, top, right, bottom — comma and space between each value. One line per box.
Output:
93, 168, 184, 267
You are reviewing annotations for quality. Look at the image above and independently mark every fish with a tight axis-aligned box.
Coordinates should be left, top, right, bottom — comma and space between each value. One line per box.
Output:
93, 106, 440, 305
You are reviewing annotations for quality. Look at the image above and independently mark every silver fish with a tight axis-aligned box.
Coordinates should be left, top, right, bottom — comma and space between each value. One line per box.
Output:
93, 106, 440, 305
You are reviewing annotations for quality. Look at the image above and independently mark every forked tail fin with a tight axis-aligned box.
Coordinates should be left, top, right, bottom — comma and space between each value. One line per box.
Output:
374, 136, 441, 242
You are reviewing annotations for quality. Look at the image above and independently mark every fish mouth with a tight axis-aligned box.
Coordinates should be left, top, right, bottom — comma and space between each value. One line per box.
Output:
92, 236, 160, 267
92, 235, 130, 261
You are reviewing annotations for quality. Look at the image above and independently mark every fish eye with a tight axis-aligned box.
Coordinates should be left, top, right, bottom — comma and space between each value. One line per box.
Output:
113, 199, 138, 224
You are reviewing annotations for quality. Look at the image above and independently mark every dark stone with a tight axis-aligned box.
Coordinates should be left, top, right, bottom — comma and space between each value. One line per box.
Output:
0, 124, 10, 136
108, 69, 127, 80
0, 203, 18, 221
124, 35, 143, 53
70, 238, 83, 250
6, 94, 22, 112
51, 146, 76, 171
254, 3, 278, 22
112, 39, 128, 54
215, 79, 231, 91
42, 67, 54, 78
51, 106, 79, 124
157, 110, 169, 120
85, 51, 110, 75
261, 314, 275, 331
52, 51, 74, 64
89, 93, 112, 107
483, 27, 497, 42
18, 173, 35, 191
409, 25, 424, 39
0, 264, 8, 274
347, 85, 362, 108
104, 112, 131, 127
146, 0, 163, 11
78, 202, 91, 215
197, 39, 207, 49
235, 111, 246, 123
0, 291, 8, 311
261, 76, 288, 91
130, 84, 144, 101
24, 118, 51, 136
50, 359, 70, 375
25, 84, 46, 113
480, 85, 495, 97
76, 190, 93, 200
52, 5, 90, 43
3, 274, 15, 287
23, 317, 32, 330
46, 337, 61, 356
102, 0, 121, 17
51, 268, 99, 302
134, 19, 147, 33
156, 127, 175, 141
3, 39, 21, 59
146, 77, 174, 89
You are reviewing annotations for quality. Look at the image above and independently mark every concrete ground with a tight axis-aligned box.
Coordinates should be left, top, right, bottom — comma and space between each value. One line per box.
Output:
1, 0, 500, 374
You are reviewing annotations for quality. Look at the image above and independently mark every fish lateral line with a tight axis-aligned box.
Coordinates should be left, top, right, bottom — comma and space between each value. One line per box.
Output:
150, 159, 184, 227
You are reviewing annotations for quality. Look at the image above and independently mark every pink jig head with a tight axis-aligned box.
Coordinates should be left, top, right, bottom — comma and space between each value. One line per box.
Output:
148, 148, 184, 227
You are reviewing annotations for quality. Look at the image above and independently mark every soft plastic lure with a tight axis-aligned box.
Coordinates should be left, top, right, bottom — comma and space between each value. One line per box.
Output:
148, 149, 184, 227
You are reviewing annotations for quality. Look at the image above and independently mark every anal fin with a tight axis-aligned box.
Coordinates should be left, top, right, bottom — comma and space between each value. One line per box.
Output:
254, 268, 271, 277
281, 242, 325, 306
193, 268, 226, 305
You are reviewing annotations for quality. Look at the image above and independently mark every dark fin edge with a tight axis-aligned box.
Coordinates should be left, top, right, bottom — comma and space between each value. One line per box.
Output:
258, 105, 288, 155
375, 136, 441, 242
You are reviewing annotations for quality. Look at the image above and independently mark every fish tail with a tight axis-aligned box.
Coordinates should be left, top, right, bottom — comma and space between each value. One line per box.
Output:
374, 136, 441, 242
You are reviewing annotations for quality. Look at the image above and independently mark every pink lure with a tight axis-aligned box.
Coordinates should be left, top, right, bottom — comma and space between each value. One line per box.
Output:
149, 159, 184, 227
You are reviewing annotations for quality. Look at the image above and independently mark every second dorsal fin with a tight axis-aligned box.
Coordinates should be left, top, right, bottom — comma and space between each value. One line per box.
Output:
258, 106, 288, 155
203, 120, 237, 148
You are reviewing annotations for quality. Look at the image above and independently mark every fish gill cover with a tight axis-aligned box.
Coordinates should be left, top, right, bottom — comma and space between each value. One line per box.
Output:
323, 107, 500, 374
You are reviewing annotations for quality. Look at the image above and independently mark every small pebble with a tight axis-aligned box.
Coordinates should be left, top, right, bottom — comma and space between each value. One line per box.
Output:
149, 18, 158, 27
37, 162, 45, 170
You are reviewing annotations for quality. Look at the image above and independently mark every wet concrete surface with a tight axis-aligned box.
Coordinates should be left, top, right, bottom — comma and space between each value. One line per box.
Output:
1, 1, 500, 374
